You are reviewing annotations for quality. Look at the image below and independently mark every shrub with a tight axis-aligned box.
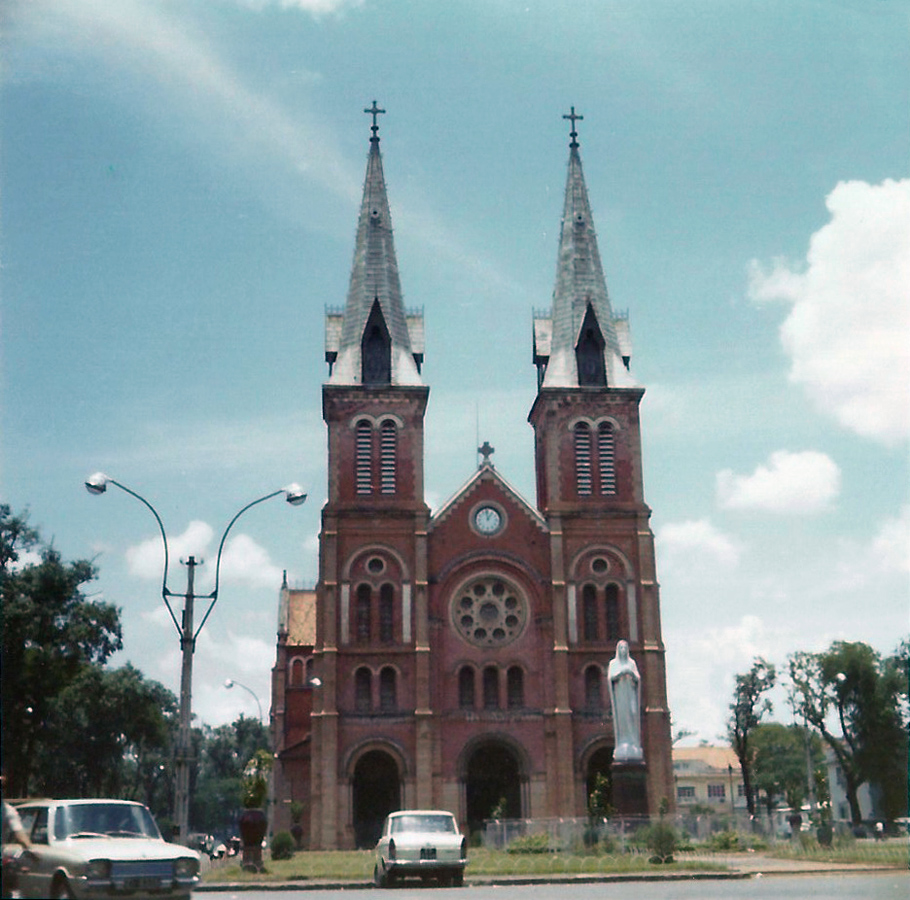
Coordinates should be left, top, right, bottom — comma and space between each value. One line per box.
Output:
646, 821, 677, 864
706, 829, 741, 851
506, 832, 550, 854
270, 830, 295, 861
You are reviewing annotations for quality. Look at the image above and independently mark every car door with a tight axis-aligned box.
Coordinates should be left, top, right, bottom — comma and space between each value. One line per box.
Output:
15, 805, 52, 899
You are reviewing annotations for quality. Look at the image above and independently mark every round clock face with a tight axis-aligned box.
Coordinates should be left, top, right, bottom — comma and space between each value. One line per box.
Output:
473, 506, 502, 535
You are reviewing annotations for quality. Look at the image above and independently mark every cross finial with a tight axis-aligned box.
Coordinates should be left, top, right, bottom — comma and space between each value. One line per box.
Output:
563, 106, 583, 148
364, 100, 386, 141
478, 441, 495, 467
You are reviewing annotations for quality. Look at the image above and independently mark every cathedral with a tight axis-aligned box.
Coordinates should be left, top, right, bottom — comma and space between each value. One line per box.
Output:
270, 106, 674, 850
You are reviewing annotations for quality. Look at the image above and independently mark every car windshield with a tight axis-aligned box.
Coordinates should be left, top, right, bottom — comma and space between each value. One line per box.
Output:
391, 815, 456, 834
54, 803, 162, 840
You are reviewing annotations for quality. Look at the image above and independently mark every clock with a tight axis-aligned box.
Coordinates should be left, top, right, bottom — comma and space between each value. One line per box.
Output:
473, 505, 503, 535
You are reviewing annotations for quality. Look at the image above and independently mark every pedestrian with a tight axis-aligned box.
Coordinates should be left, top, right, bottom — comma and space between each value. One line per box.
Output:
2, 774, 32, 900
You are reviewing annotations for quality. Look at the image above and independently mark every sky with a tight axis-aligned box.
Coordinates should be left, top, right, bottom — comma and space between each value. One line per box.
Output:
2, 0, 908, 744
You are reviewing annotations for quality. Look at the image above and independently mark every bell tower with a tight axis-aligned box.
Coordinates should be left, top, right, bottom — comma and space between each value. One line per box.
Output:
529, 109, 674, 814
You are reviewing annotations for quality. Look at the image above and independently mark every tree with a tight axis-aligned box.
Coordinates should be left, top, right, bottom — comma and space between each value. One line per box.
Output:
750, 722, 825, 815
727, 657, 776, 816
1, 506, 122, 796
789, 640, 909, 825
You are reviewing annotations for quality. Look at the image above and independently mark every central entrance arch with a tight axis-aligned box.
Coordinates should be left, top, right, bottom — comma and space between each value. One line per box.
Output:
352, 749, 400, 849
464, 740, 523, 836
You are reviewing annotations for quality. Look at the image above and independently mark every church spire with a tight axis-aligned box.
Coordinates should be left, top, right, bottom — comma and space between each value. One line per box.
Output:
325, 103, 423, 386
533, 109, 632, 390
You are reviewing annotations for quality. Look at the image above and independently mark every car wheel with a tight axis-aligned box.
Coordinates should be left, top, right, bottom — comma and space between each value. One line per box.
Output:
51, 875, 75, 899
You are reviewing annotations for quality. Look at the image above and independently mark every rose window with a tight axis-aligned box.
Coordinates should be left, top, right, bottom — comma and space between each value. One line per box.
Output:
451, 576, 527, 647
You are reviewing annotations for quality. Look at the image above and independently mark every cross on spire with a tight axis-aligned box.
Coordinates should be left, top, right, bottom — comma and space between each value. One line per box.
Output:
563, 106, 583, 148
478, 441, 495, 467
364, 100, 386, 141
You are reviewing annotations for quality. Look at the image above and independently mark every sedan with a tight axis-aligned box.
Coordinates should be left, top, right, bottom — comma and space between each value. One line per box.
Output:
373, 809, 467, 888
6, 798, 200, 899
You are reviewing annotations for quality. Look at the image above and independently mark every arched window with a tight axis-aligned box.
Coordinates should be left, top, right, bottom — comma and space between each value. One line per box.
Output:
574, 423, 592, 496
354, 667, 372, 713
507, 666, 524, 710
483, 666, 499, 710
379, 583, 394, 643
380, 420, 397, 494
605, 583, 621, 642
289, 658, 304, 687
355, 420, 373, 495
305, 657, 315, 685
355, 584, 372, 643
379, 667, 396, 712
361, 299, 391, 385
598, 422, 616, 495
585, 665, 603, 711
575, 304, 606, 386
582, 584, 598, 642
458, 666, 475, 710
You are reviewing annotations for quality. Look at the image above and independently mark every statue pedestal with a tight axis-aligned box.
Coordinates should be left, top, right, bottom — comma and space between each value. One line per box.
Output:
611, 762, 648, 817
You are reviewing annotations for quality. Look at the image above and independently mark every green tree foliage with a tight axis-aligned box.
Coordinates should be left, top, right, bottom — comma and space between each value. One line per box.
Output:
1, 506, 176, 807
789, 640, 909, 824
192, 715, 270, 836
727, 658, 776, 816
750, 722, 825, 814
1, 505, 121, 796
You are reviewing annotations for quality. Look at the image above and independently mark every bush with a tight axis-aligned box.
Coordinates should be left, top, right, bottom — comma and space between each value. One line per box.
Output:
270, 830, 295, 861
506, 832, 551, 854
646, 822, 677, 864
706, 829, 741, 851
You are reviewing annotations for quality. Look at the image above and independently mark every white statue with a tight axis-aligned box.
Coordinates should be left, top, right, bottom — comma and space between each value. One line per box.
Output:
607, 640, 642, 762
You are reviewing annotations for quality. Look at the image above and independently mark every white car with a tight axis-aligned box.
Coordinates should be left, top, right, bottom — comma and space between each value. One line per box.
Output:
373, 809, 467, 888
6, 799, 200, 899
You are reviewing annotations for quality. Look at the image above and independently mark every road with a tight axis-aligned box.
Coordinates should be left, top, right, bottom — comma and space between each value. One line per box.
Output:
200, 871, 907, 899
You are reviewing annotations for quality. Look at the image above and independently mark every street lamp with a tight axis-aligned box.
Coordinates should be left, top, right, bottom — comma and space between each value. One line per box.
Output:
224, 678, 263, 723
85, 473, 306, 844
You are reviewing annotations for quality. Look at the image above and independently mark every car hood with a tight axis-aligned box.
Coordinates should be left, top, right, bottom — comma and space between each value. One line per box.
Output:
58, 838, 199, 861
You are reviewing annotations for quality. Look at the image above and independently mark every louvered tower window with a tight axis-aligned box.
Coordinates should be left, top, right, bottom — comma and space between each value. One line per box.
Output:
598, 422, 616, 494
355, 420, 373, 494
575, 423, 592, 496
379, 420, 397, 494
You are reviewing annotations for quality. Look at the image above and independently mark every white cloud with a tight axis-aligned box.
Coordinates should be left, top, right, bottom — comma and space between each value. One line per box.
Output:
749, 178, 910, 445
657, 518, 742, 569
236, 0, 363, 13
126, 521, 283, 588
871, 505, 910, 574
716, 449, 841, 514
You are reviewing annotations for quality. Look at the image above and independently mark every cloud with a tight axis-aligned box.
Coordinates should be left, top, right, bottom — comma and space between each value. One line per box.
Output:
657, 518, 742, 569
870, 505, 910, 575
716, 449, 841, 514
235, 0, 363, 13
126, 520, 283, 588
748, 178, 910, 445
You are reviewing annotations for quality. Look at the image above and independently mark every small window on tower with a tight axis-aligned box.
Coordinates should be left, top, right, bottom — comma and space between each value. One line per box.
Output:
598, 422, 616, 495
355, 420, 373, 495
380, 420, 397, 494
574, 423, 593, 496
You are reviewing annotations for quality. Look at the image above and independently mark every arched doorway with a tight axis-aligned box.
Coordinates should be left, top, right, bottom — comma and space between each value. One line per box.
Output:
464, 741, 522, 836
585, 746, 614, 815
352, 749, 400, 849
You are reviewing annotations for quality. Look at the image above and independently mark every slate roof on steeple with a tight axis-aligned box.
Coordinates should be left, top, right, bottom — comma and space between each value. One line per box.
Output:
533, 113, 635, 389
326, 107, 423, 386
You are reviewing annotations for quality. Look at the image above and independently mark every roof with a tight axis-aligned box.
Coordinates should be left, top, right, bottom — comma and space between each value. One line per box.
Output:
534, 135, 638, 389
279, 587, 316, 646
326, 126, 423, 386
673, 746, 739, 773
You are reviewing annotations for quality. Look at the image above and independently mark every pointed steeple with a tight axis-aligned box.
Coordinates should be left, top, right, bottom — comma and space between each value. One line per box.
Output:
533, 109, 633, 389
326, 103, 423, 386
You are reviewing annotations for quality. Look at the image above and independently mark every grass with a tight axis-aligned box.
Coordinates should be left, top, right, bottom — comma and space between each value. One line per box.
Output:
203, 847, 725, 883
767, 837, 909, 867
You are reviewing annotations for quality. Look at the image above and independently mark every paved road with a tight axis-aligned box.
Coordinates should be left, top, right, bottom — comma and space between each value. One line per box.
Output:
199, 872, 907, 899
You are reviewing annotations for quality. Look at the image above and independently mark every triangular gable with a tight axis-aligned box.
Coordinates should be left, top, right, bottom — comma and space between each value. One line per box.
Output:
429, 464, 548, 534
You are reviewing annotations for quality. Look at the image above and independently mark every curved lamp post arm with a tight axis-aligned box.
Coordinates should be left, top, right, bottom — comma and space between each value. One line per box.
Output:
195, 485, 306, 640
85, 473, 183, 635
